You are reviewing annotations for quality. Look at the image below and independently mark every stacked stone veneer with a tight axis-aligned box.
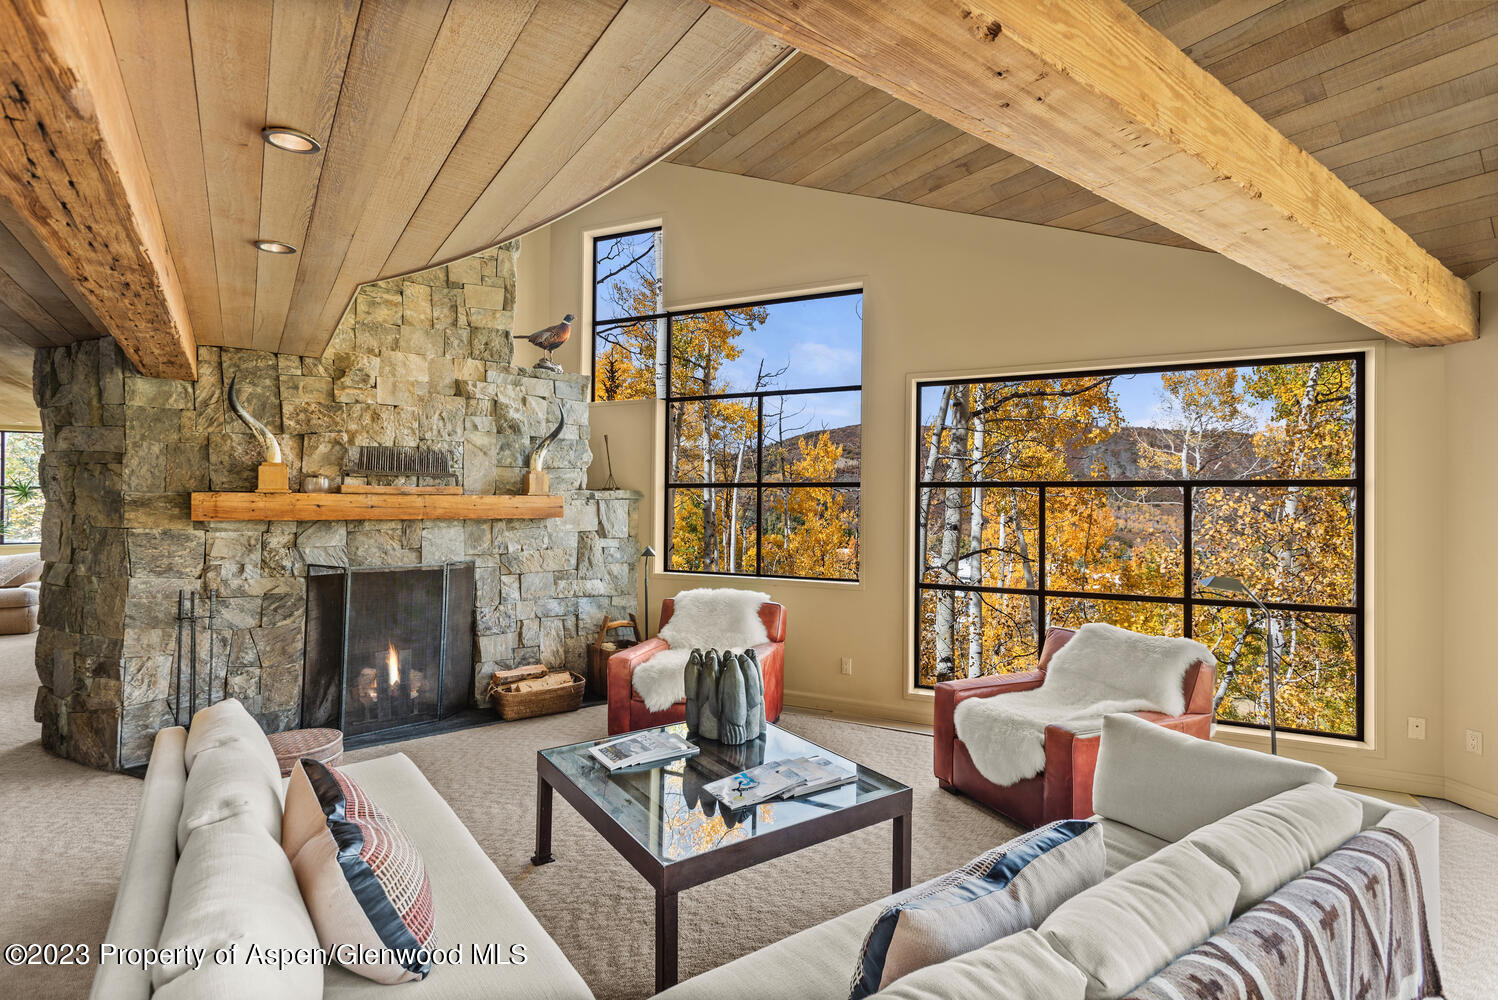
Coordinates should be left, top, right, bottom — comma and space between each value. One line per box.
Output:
33, 244, 639, 770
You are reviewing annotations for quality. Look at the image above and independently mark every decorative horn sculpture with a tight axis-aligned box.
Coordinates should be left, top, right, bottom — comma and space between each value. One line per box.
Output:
522, 400, 565, 496
228, 373, 288, 492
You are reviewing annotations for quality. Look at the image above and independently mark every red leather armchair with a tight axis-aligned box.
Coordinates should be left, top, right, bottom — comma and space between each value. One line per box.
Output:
933, 626, 1216, 828
606, 599, 786, 735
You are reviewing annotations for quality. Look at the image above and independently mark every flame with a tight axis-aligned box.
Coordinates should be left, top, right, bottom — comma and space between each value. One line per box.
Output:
386, 643, 401, 686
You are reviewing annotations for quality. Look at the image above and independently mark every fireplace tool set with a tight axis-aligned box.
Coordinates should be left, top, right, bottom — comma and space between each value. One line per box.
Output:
172, 588, 224, 726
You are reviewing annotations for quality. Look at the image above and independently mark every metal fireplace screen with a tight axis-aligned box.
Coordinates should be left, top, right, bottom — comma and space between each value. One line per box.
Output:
302, 562, 475, 738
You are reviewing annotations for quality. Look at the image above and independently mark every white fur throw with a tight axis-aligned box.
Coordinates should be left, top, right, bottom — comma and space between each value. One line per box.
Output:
631, 588, 772, 711
953, 623, 1214, 788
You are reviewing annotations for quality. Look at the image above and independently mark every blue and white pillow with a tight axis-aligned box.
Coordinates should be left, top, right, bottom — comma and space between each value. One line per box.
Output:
849, 819, 1105, 999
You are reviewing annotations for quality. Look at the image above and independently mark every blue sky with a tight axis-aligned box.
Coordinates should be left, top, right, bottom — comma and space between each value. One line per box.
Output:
919, 368, 1276, 432
717, 292, 864, 437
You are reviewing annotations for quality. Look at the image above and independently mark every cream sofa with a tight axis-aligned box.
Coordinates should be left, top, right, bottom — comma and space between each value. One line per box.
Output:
0, 551, 41, 634
659, 714, 1442, 1000
92, 709, 593, 1000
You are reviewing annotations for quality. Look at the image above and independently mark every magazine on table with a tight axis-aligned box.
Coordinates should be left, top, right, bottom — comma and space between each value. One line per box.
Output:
589, 731, 699, 771
705, 755, 856, 809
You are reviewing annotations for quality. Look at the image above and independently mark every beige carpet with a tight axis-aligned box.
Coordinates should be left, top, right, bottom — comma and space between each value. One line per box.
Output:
1, 630, 1494, 999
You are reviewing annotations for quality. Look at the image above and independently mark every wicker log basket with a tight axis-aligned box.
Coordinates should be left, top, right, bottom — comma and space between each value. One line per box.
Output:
487, 665, 585, 721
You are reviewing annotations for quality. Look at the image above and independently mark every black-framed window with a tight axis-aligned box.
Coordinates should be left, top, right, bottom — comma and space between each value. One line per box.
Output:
665, 289, 862, 582
914, 353, 1363, 740
1, 431, 44, 544
591, 227, 663, 402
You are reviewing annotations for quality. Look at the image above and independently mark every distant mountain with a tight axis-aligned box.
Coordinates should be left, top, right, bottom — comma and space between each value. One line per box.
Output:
770, 424, 861, 480
1069, 425, 1260, 480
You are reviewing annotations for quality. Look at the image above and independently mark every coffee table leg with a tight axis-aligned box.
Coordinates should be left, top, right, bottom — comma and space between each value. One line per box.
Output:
892, 812, 912, 892
655, 887, 678, 993
531, 773, 555, 866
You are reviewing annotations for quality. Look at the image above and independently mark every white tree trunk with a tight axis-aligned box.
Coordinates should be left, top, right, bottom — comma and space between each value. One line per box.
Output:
935, 389, 970, 678
965, 385, 985, 677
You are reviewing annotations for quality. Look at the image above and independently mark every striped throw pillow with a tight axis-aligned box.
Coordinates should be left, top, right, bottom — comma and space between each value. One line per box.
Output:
850, 819, 1104, 999
282, 759, 436, 983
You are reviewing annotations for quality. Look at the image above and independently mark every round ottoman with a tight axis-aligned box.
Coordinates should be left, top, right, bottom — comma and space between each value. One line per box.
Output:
266, 727, 344, 777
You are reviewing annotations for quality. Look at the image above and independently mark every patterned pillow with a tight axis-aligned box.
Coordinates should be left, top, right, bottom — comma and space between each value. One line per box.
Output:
281, 759, 436, 984
849, 819, 1105, 999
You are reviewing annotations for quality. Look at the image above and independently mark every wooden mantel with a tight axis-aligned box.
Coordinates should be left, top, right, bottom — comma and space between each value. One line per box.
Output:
190, 491, 562, 522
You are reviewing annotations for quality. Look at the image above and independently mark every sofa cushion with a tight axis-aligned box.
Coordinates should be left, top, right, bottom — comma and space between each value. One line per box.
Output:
177, 699, 282, 851
0, 551, 41, 588
1092, 713, 1334, 842
874, 930, 1087, 1000
1039, 840, 1238, 1000
282, 759, 436, 984
150, 812, 321, 999
1185, 782, 1362, 915
850, 819, 1104, 998
323, 752, 593, 999
0, 585, 38, 608
1097, 818, 1168, 876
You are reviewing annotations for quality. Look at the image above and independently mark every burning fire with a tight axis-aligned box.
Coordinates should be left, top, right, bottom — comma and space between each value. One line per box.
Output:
386, 642, 401, 686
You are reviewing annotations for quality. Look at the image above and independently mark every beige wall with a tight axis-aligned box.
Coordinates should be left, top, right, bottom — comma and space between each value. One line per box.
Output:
519, 161, 1478, 807
1442, 264, 1498, 816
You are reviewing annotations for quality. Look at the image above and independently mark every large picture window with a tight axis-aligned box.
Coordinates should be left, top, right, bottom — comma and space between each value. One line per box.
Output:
666, 289, 862, 582
1, 431, 44, 544
591, 227, 663, 402
914, 354, 1363, 739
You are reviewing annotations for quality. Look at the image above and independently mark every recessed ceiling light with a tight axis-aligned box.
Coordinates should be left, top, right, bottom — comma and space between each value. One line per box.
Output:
261, 126, 322, 154
254, 239, 297, 254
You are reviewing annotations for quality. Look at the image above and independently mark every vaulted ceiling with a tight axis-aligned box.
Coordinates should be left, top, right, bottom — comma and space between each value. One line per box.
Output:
677, 0, 1498, 277
0, 0, 790, 386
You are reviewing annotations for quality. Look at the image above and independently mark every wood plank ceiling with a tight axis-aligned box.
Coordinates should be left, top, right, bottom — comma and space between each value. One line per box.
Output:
675, 0, 1498, 278
0, 0, 789, 374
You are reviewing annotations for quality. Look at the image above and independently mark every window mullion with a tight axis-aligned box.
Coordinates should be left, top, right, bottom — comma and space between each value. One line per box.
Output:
1183, 483, 1194, 640
1036, 485, 1047, 658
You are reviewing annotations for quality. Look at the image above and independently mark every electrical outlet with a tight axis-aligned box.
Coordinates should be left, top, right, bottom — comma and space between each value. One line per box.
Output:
1407, 717, 1426, 740
840, 657, 853, 676
1466, 730, 1484, 755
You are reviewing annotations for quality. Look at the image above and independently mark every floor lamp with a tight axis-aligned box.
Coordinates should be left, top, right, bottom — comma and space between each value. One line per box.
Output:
1198, 575, 1280, 755
640, 546, 656, 639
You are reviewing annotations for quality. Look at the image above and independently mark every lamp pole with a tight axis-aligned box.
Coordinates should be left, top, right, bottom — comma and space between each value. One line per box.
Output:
640, 545, 656, 639
1198, 575, 1279, 756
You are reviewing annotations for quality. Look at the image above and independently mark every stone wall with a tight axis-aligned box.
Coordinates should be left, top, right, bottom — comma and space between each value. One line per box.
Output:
33, 245, 639, 769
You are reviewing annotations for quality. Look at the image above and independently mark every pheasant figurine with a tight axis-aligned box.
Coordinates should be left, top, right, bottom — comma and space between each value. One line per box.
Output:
514, 313, 573, 372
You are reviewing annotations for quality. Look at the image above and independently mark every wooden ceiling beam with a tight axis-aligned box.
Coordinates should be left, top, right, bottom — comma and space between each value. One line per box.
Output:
0, 0, 196, 378
703, 0, 1478, 345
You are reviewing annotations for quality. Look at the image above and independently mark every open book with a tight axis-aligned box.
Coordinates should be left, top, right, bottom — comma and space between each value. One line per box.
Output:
704, 755, 856, 809
589, 731, 698, 771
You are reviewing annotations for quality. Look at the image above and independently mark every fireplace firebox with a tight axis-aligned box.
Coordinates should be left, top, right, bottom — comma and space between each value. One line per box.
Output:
302, 562, 476, 739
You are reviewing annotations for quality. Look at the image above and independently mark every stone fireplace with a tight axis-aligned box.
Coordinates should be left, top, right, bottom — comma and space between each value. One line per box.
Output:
32, 243, 640, 769
302, 562, 476, 740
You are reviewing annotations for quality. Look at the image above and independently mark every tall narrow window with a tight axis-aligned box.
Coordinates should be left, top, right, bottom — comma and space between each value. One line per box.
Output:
914, 354, 1363, 740
666, 290, 862, 582
591, 228, 663, 401
1, 431, 44, 544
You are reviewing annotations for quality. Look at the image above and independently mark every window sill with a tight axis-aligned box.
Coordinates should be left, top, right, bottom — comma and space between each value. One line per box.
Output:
657, 569, 862, 592
1212, 721, 1371, 753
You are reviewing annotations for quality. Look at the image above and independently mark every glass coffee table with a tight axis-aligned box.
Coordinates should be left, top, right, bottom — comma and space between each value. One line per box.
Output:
534, 722, 912, 992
